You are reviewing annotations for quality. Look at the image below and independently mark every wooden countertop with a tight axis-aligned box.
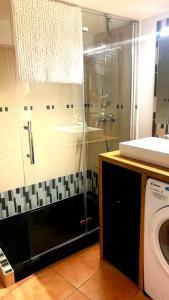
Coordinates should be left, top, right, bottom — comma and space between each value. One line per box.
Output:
99, 150, 169, 182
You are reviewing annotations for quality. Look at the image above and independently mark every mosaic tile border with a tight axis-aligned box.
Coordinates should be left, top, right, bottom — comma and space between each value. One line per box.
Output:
85, 104, 92, 108
0, 103, 127, 112
0, 170, 98, 220
116, 104, 124, 109
0, 107, 9, 112
0, 104, 75, 112
87, 170, 98, 196
24, 106, 33, 111
84, 103, 125, 110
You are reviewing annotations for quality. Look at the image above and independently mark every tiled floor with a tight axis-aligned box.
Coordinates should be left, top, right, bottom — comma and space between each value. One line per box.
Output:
0, 244, 149, 300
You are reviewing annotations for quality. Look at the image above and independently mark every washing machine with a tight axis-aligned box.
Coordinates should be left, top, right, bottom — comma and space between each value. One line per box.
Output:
144, 178, 169, 300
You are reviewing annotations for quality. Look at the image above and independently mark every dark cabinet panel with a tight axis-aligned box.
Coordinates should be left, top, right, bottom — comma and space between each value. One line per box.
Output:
102, 161, 141, 284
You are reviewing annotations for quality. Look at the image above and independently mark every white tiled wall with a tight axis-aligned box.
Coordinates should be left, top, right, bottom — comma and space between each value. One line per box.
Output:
0, 45, 85, 191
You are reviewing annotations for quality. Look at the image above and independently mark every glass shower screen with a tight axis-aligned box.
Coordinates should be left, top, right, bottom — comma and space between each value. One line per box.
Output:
0, 0, 136, 278
82, 10, 136, 233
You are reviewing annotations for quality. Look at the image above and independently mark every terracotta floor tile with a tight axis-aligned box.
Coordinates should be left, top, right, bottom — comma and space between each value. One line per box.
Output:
79, 261, 139, 300
7, 269, 75, 300
50, 244, 100, 270
7, 274, 34, 292
1, 294, 15, 300
134, 292, 149, 299
51, 247, 101, 288
66, 290, 89, 299
84, 244, 100, 258
1, 245, 144, 300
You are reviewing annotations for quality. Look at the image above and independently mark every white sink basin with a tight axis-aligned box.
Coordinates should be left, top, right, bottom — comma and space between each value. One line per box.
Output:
119, 137, 169, 168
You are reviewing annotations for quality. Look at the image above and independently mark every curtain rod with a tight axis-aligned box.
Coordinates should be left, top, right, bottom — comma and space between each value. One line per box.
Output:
50, 0, 79, 8
50, 0, 137, 23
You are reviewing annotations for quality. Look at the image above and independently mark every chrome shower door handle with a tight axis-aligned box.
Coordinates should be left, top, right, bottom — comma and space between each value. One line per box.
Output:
24, 121, 35, 165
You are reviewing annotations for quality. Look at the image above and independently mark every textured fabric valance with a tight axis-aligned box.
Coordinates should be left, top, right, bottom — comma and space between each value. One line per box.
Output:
11, 0, 83, 84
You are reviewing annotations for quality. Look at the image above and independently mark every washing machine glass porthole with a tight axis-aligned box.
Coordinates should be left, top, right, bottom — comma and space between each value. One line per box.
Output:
159, 220, 169, 265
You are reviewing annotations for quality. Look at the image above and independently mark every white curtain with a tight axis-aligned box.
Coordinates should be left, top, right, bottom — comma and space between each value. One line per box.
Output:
11, 0, 83, 84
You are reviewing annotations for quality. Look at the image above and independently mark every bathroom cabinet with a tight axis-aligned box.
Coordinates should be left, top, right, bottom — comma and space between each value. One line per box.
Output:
99, 150, 169, 290
101, 161, 141, 285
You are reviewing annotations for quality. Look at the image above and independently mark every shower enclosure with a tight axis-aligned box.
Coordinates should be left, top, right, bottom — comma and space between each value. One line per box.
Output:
0, 0, 137, 281
83, 11, 137, 239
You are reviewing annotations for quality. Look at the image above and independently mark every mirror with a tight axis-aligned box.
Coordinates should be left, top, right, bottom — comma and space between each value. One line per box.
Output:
156, 34, 169, 124
155, 15, 169, 135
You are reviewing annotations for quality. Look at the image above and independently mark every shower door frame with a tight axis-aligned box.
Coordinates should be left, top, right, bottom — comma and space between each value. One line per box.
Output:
82, 9, 139, 238
130, 21, 139, 140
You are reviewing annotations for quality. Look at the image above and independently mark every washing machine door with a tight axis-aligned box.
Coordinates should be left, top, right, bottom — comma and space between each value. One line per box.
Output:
151, 207, 169, 275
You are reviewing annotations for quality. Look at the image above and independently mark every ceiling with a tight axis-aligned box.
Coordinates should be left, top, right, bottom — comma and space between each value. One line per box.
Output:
66, 0, 169, 20
1, 0, 169, 21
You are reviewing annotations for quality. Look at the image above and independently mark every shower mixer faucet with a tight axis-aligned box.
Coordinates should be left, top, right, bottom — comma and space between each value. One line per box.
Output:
99, 111, 115, 123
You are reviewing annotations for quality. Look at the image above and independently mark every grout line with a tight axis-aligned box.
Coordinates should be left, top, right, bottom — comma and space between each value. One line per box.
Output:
5, 245, 99, 297
64, 288, 79, 300
133, 291, 140, 299
64, 288, 92, 300
49, 268, 77, 290
50, 253, 101, 290
49, 244, 98, 268
76, 268, 100, 290
49, 251, 101, 289
77, 290, 92, 300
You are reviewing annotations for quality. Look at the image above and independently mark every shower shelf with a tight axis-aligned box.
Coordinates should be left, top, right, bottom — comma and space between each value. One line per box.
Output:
80, 135, 120, 144
56, 136, 120, 146
50, 126, 120, 146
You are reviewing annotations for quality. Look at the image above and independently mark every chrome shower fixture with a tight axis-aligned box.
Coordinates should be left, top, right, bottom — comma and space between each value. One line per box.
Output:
100, 94, 112, 109
100, 94, 111, 100
82, 26, 88, 32
98, 111, 115, 123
